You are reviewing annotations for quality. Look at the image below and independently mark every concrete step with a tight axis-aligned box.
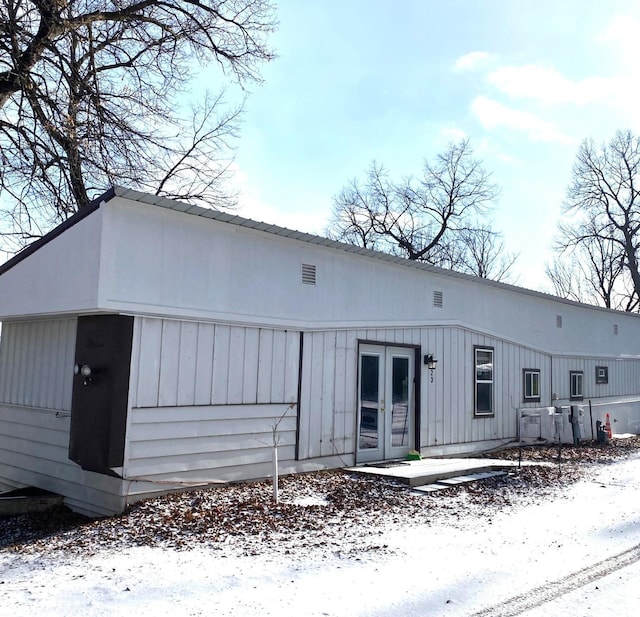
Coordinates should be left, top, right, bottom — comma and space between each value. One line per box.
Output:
412, 471, 507, 494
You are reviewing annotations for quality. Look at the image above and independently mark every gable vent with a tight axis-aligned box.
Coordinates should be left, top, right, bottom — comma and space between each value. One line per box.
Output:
614, 324, 619, 335
433, 290, 444, 308
556, 315, 563, 328
301, 263, 316, 285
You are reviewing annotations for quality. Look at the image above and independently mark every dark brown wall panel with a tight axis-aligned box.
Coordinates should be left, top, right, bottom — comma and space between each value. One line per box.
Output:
69, 315, 134, 476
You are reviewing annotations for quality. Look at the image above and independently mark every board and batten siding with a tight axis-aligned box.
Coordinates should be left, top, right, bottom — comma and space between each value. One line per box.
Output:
297, 330, 357, 460
551, 356, 640, 401
124, 317, 300, 488
0, 319, 126, 516
420, 327, 552, 451
297, 326, 556, 460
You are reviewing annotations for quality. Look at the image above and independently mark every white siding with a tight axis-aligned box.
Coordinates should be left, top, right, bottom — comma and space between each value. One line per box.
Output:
297, 325, 582, 461
0, 319, 76, 411
0, 208, 103, 320
298, 331, 357, 461
551, 356, 640, 401
125, 404, 297, 484
125, 317, 301, 490
0, 319, 126, 516
91, 196, 640, 363
419, 327, 552, 449
0, 403, 126, 515
132, 318, 299, 409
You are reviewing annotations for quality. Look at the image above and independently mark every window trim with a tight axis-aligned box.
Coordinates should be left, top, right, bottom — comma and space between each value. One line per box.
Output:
474, 345, 494, 417
570, 370, 584, 400
522, 368, 541, 403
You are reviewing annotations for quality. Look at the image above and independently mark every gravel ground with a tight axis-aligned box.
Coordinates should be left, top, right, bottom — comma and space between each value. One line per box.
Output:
2, 437, 639, 560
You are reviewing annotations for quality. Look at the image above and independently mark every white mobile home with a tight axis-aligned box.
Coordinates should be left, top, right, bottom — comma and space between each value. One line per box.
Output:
1, 187, 639, 516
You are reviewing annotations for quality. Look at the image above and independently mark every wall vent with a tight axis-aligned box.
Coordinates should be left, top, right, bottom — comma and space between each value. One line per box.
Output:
433, 290, 443, 308
556, 315, 563, 328
301, 263, 316, 285
613, 324, 619, 335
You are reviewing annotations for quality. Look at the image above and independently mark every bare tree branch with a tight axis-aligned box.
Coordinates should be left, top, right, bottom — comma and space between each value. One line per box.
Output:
0, 0, 276, 251
553, 130, 640, 311
326, 140, 516, 281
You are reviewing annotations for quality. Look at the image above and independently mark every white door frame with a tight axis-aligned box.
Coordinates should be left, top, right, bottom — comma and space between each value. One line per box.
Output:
356, 343, 416, 463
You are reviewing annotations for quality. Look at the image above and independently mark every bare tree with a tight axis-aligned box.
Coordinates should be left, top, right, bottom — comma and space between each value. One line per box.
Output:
0, 0, 276, 249
545, 258, 588, 304
454, 225, 518, 281
547, 238, 637, 311
553, 130, 640, 311
327, 140, 517, 281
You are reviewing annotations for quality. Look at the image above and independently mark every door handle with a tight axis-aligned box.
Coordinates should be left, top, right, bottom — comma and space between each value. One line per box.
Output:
380, 399, 385, 413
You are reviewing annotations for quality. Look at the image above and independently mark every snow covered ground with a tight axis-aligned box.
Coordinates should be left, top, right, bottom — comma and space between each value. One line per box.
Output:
2, 453, 640, 617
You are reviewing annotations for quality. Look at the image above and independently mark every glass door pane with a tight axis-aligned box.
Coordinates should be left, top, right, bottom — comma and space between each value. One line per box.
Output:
359, 354, 380, 451
390, 356, 410, 447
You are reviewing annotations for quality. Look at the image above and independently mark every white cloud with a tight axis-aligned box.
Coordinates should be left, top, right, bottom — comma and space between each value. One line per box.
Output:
453, 51, 492, 72
487, 64, 623, 106
470, 96, 573, 144
476, 14, 640, 114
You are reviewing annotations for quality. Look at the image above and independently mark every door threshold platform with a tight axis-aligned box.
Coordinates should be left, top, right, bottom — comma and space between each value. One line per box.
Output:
363, 460, 411, 469
346, 457, 523, 487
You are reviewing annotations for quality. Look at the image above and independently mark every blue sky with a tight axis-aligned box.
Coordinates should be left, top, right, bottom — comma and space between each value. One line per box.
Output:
216, 0, 640, 291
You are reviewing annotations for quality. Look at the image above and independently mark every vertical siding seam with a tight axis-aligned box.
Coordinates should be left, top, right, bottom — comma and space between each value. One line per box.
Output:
156, 319, 165, 406
122, 316, 142, 481
192, 323, 200, 404
207, 324, 215, 406
294, 332, 304, 460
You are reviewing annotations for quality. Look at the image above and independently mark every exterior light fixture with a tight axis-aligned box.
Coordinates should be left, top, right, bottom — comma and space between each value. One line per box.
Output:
74, 363, 94, 385
423, 354, 438, 370
424, 354, 438, 383
74, 364, 92, 377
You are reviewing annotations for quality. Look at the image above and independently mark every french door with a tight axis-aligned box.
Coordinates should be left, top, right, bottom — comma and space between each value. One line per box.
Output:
357, 344, 415, 463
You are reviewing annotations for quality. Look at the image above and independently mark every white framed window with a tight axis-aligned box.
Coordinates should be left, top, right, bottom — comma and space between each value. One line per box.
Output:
474, 346, 494, 416
570, 371, 583, 400
523, 369, 541, 403
595, 366, 608, 384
